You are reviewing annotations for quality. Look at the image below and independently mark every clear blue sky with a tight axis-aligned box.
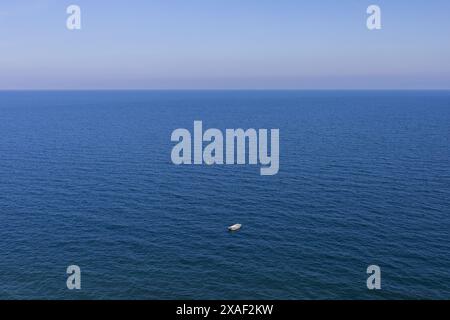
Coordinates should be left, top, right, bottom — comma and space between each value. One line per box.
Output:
0, 0, 449, 89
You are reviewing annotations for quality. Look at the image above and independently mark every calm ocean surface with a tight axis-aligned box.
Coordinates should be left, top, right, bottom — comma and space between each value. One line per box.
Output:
0, 91, 449, 299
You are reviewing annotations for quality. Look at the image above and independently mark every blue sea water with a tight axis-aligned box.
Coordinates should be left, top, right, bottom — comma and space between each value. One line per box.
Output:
0, 90, 449, 300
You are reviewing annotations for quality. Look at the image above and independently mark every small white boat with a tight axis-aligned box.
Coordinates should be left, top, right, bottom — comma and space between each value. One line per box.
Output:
228, 224, 242, 231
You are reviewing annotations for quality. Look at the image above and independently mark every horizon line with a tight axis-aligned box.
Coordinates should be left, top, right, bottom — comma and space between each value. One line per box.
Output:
1, 88, 450, 92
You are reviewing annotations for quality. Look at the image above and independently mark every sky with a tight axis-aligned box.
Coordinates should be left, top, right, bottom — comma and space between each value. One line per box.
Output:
0, 0, 449, 89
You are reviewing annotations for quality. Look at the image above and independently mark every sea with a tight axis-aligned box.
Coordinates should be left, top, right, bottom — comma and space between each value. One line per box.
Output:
0, 90, 449, 299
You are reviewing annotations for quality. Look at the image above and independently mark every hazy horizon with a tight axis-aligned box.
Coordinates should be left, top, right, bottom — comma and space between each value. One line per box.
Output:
1, 0, 449, 90
2, 89, 450, 92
